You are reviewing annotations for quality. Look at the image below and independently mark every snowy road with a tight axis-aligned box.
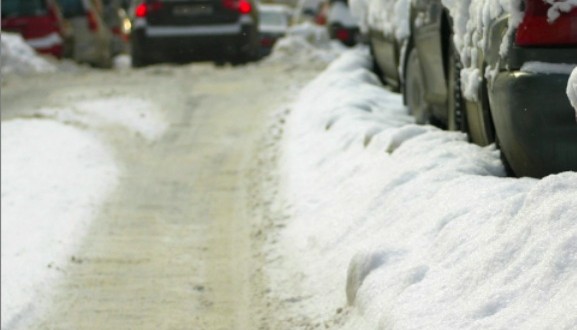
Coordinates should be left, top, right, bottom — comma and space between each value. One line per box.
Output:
1, 62, 319, 329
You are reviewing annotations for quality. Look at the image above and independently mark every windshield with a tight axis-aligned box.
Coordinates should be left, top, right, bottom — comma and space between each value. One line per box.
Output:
1, 0, 48, 18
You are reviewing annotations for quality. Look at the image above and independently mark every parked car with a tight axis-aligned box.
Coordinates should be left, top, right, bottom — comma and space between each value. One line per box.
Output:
258, 4, 291, 57
1, 0, 74, 59
57, 0, 115, 67
102, 0, 131, 55
327, 0, 359, 47
129, 0, 260, 67
354, 0, 577, 178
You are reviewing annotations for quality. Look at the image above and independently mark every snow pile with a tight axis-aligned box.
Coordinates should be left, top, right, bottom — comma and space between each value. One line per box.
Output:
349, 0, 410, 39
569, 67, 577, 119
39, 97, 168, 141
2, 93, 168, 327
267, 22, 347, 65
0, 32, 57, 75
1, 120, 119, 329
277, 47, 577, 329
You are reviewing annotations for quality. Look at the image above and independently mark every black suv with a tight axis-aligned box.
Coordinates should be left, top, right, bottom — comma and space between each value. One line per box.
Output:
130, 0, 260, 66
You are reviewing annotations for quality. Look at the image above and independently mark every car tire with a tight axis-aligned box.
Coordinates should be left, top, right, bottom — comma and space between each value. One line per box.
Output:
131, 39, 148, 68
496, 136, 515, 177
447, 37, 467, 132
369, 42, 385, 85
404, 44, 430, 124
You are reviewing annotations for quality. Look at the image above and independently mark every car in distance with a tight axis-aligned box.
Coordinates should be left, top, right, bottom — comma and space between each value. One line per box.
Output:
58, 0, 116, 67
1, 0, 74, 59
327, 0, 360, 47
129, 0, 260, 67
258, 4, 290, 57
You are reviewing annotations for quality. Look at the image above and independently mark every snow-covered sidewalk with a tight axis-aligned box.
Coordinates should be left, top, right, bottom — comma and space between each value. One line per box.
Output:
273, 47, 577, 329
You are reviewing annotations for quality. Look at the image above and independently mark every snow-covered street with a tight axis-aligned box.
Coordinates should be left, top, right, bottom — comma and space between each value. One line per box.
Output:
2, 26, 577, 329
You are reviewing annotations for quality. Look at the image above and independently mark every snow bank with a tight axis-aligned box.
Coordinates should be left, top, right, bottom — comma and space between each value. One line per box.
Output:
278, 47, 577, 329
349, 0, 410, 39
0, 32, 56, 75
1, 89, 168, 327
267, 22, 347, 65
1, 120, 119, 329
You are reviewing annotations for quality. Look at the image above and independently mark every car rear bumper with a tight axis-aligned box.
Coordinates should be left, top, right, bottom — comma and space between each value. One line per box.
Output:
133, 18, 256, 61
490, 71, 577, 177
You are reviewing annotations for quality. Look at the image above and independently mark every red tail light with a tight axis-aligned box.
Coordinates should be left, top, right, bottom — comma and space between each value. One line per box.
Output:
336, 28, 350, 42
135, 3, 147, 17
515, 0, 577, 46
135, 1, 163, 18
87, 11, 98, 31
222, 0, 251, 13
238, 0, 252, 14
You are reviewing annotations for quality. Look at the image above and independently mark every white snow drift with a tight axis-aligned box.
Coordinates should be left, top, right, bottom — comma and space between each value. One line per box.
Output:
276, 47, 577, 329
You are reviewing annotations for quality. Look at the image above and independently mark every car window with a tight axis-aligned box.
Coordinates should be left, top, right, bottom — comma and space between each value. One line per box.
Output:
1, 0, 48, 18
57, 0, 88, 18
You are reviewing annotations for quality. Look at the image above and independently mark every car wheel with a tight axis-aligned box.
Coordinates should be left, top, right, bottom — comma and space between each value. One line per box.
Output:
447, 37, 467, 132
496, 136, 515, 177
404, 44, 430, 124
369, 42, 385, 85
131, 40, 148, 68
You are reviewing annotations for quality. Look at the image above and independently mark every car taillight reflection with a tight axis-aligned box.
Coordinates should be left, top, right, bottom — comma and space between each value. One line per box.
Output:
516, 0, 577, 46
260, 36, 275, 47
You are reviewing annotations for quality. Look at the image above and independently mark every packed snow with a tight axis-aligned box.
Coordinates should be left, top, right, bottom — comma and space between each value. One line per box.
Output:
2, 18, 577, 330
274, 47, 577, 329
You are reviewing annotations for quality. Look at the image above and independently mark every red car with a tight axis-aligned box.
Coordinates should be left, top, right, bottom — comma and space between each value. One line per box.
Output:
2, 0, 73, 58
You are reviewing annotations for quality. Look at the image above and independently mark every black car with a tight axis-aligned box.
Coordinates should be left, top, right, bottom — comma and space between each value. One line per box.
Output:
129, 0, 260, 66
361, 0, 577, 178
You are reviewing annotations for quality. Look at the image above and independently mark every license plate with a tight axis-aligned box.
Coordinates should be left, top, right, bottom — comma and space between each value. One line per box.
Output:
173, 5, 213, 16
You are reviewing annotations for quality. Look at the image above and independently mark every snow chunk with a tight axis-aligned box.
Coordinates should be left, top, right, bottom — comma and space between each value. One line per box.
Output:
521, 62, 577, 75
0, 33, 56, 75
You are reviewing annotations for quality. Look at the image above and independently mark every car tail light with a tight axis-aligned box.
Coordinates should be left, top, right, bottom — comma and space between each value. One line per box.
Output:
515, 0, 577, 46
222, 0, 252, 13
87, 11, 98, 31
336, 28, 350, 42
135, 1, 163, 18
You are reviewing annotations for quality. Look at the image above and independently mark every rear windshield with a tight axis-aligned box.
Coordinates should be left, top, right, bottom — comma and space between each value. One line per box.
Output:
2, 0, 48, 18
56, 0, 87, 18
